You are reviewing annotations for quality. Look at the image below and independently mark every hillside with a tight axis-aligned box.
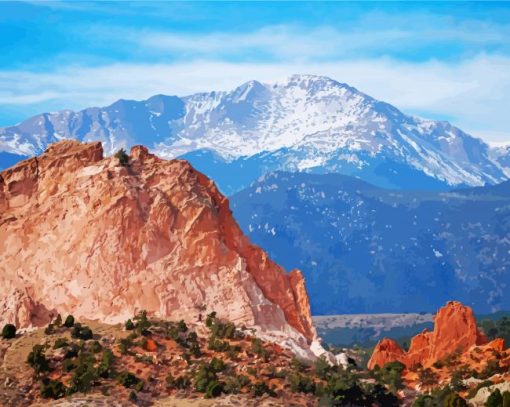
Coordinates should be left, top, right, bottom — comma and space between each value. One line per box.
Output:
231, 171, 510, 314
0, 312, 346, 406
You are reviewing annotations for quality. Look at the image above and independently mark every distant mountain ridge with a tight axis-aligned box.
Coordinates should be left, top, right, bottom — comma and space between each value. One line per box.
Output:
1, 75, 508, 194
230, 171, 510, 315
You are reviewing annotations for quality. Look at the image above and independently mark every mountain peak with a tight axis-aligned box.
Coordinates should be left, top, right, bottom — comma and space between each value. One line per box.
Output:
0, 76, 508, 192
276, 74, 352, 91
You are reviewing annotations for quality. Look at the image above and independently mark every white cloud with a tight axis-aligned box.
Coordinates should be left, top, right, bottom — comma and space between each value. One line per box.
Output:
0, 55, 509, 142
103, 21, 510, 62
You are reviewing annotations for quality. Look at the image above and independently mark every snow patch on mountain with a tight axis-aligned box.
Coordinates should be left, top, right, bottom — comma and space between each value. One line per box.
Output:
0, 74, 508, 191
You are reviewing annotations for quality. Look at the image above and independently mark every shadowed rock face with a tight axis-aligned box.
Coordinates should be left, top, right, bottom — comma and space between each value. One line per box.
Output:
0, 140, 316, 346
368, 301, 492, 369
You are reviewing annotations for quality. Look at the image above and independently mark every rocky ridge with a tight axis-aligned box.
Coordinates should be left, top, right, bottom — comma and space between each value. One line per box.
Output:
0, 140, 318, 357
368, 301, 510, 378
368, 301, 494, 370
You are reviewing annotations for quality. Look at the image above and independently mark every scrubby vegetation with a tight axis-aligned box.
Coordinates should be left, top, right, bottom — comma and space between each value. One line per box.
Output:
63, 315, 75, 328
1, 323, 16, 339
71, 323, 94, 340
485, 388, 510, 407
373, 361, 405, 393
15, 311, 499, 406
115, 148, 129, 166
479, 315, 510, 344
413, 386, 468, 407
27, 344, 50, 373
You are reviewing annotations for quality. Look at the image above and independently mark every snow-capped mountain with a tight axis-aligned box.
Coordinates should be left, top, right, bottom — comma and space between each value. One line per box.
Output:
231, 171, 510, 315
0, 75, 508, 193
490, 142, 510, 177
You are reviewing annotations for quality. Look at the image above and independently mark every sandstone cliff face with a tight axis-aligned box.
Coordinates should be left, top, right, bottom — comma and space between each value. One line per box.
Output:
0, 141, 316, 347
368, 301, 491, 369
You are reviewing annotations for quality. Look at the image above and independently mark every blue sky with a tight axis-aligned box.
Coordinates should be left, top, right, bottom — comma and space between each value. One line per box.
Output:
1, 1, 510, 142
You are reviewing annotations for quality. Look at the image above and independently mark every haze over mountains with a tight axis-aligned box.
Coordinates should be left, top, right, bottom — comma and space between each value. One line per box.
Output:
1, 75, 509, 193
231, 171, 510, 315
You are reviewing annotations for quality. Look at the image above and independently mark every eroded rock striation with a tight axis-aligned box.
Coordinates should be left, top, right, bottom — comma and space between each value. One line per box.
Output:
368, 301, 492, 369
0, 140, 316, 351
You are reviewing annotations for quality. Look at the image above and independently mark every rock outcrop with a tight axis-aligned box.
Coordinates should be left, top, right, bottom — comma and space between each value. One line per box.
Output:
0, 141, 317, 350
368, 301, 491, 369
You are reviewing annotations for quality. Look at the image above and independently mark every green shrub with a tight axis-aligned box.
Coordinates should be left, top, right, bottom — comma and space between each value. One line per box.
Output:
63, 358, 77, 372
290, 357, 309, 371
64, 315, 75, 328
208, 337, 230, 352
64, 343, 80, 359
40, 378, 66, 399
209, 357, 226, 373
250, 338, 269, 361
166, 374, 191, 390
44, 323, 55, 335
129, 390, 137, 403
479, 359, 505, 380
178, 319, 188, 333
54, 314, 62, 327
118, 371, 142, 389
314, 356, 331, 379
69, 353, 97, 393
125, 319, 135, 330
1, 323, 16, 339
450, 369, 468, 392
211, 321, 236, 339
379, 361, 405, 392
205, 380, 224, 398
267, 365, 286, 379
90, 340, 102, 353
115, 148, 129, 166
504, 391, 510, 407
486, 389, 503, 407
289, 373, 315, 394
443, 392, 467, 407
190, 341, 202, 358
226, 346, 240, 360
323, 371, 365, 406
251, 381, 276, 397
194, 358, 226, 393
367, 383, 399, 407
71, 324, 93, 340
133, 310, 151, 335
206, 311, 217, 328
412, 394, 435, 407
414, 387, 467, 407
135, 354, 154, 365
433, 360, 445, 369
224, 375, 250, 394
27, 344, 50, 373
53, 337, 69, 349
97, 349, 115, 379
479, 316, 510, 344
418, 367, 439, 386
119, 336, 134, 355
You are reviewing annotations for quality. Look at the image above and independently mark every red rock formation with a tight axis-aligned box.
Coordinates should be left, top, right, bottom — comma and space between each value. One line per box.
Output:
0, 141, 316, 348
368, 301, 491, 370
368, 338, 407, 370
144, 338, 158, 352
